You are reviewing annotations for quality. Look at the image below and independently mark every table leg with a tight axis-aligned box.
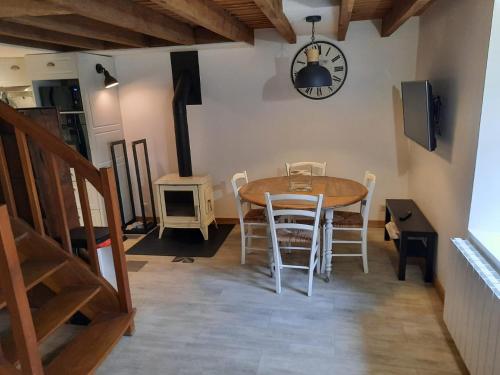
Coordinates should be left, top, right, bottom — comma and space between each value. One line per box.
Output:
384, 205, 390, 241
325, 208, 334, 282
398, 233, 407, 281
424, 234, 436, 283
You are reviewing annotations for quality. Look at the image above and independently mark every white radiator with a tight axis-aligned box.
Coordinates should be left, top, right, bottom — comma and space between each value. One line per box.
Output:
444, 238, 500, 375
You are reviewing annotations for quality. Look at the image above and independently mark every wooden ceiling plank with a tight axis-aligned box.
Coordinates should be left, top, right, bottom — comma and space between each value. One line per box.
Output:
8, 15, 149, 48
0, 0, 70, 17
0, 21, 114, 50
381, 0, 434, 37
253, 0, 296, 43
0, 35, 70, 52
44, 0, 196, 45
338, 0, 355, 41
148, 0, 254, 44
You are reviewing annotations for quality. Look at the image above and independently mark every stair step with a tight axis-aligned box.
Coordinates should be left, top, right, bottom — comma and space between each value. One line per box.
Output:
45, 312, 134, 375
0, 259, 68, 309
1, 286, 102, 363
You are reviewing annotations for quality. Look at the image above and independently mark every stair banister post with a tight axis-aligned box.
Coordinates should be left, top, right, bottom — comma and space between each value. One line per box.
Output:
100, 167, 135, 334
0, 205, 44, 375
0, 137, 18, 217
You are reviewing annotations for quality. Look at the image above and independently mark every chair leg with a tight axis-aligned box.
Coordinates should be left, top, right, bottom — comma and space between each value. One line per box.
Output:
275, 250, 282, 294
267, 227, 274, 278
362, 231, 368, 273
316, 250, 321, 275
321, 226, 326, 274
240, 226, 246, 265
307, 261, 315, 297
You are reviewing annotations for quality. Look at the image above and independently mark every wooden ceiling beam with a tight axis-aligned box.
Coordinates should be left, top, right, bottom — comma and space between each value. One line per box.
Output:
337, 0, 355, 41
382, 0, 434, 37
253, 0, 296, 43
148, 0, 254, 44
44, 0, 196, 45
0, 0, 70, 17
0, 35, 71, 52
8, 15, 149, 48
0, 21, 117, 50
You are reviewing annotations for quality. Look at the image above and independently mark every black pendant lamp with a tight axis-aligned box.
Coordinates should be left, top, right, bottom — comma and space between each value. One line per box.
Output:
95, 64, 119, 89
294, 16, 332, 89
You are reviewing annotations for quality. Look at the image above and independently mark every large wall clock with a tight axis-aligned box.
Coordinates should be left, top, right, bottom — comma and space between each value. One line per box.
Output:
291, 41, 348, 100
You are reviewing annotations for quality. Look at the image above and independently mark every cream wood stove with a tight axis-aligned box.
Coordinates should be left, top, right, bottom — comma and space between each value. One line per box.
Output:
155, 174, 215, 240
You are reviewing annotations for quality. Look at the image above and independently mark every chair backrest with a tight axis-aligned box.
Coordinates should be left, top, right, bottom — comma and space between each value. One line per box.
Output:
231, 171, 249, 223
285, 162, 327, 177
360, 172, 376, 229
265, 193, 324, 251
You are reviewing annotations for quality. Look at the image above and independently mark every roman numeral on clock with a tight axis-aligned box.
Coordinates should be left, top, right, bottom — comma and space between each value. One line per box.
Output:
316, 87, 322, 96
334, 66, 344, 72
305, 87, 313, 95
331, 55, 340, 63
332, 75, 341, 82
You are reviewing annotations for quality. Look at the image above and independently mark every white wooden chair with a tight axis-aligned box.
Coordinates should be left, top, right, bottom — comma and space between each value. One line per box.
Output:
323, 172, 376, 273
265, 193, 323, 297
285, 162, 327, 176
231, 171, 268, 265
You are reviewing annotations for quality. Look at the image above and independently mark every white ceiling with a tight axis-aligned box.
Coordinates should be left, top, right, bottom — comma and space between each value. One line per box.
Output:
283, 0, 340, 37
0, 43, 53, 57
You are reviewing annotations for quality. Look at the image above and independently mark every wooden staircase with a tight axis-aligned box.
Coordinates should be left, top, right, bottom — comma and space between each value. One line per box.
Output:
0, 102, 134, 374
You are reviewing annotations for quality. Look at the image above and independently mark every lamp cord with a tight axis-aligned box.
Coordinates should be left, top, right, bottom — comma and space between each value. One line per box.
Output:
311, 21, 316, 45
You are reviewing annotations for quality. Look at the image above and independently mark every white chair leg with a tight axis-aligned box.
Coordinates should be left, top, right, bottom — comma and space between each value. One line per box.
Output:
362, 232, 368, 273
316, 250, 321, 274
321, 225, 326, 274
275, 250, 282, 294
240, 227, 246, 265
307, 263, 314, 297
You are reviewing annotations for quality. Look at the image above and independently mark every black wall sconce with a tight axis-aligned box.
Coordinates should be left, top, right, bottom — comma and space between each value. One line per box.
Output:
95, 63, 119, 89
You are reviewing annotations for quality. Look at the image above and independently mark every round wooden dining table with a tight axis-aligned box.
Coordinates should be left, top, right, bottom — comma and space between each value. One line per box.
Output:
238, 176, 368, 281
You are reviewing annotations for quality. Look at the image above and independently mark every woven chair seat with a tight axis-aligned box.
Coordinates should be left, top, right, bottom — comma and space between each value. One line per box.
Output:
276, 229, 313, 244
244, 208, 266, 223
333, 210, 363, 228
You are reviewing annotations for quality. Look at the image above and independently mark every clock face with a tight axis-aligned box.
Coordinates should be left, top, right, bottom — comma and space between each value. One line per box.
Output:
291, 41, 348, 100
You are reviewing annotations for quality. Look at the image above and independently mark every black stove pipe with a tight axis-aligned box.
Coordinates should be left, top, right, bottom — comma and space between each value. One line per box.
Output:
172, 71, 193, 177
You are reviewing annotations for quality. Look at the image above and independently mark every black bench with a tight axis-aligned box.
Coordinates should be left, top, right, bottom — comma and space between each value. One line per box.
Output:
384, 199, 437, 282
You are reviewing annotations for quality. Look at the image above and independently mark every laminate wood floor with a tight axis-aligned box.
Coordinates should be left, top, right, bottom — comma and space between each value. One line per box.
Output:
100, 227, 466, 374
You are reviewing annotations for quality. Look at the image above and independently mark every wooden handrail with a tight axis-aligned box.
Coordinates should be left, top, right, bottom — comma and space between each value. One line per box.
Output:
0, 102, 101, 189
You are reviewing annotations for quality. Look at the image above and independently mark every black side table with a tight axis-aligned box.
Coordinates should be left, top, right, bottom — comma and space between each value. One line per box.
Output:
384, 199, 437, 282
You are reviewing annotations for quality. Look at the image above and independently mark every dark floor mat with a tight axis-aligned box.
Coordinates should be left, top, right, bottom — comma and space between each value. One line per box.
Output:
126, 224, 234, 257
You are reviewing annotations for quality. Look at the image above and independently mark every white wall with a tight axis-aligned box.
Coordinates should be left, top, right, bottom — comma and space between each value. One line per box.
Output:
409, 0, 494, 289
468, 0, 500, 266
116, 21, 419, 219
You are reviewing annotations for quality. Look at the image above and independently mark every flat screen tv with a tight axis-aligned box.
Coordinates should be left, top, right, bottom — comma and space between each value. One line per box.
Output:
401, 80, 437, 151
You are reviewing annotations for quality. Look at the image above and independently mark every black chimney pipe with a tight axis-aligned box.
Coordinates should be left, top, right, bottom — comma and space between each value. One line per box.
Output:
172, 71, 193, 177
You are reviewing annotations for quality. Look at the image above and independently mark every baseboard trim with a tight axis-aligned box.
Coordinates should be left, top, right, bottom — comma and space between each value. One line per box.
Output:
434, 275, 445, 302
216, 218, 240, 224
216, 218, 386, 228
369, 220, 385, 228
